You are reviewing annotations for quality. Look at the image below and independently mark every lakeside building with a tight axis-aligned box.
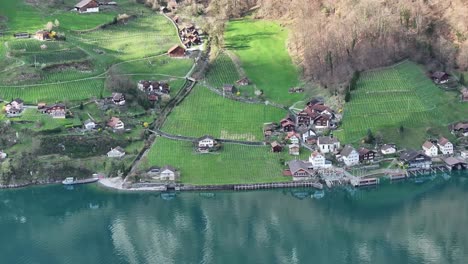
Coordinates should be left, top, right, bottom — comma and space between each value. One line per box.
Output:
400, 150, 432, 169
437, 137, 453, 155
422, 141, 438, 157
341, 145, 359, 166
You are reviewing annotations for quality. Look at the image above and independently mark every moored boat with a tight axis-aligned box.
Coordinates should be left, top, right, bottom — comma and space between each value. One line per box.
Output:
62, 177, 99, 185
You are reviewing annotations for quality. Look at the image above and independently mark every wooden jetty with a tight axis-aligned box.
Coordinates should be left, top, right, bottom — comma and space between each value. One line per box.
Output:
407, 165, 449, 177
351, 177, 380, 187
233, 181, 323, 191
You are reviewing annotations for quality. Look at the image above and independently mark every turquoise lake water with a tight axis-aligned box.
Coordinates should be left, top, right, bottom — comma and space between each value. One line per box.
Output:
1, 172, 468, 264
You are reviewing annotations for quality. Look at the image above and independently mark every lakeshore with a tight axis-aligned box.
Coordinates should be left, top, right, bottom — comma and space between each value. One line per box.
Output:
0, 172, 467, 264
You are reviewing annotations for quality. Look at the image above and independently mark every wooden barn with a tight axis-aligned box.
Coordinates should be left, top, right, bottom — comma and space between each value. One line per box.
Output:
167, 45, 186, 57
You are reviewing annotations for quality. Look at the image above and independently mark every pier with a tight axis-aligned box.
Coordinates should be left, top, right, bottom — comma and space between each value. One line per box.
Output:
233, 181, 323, 191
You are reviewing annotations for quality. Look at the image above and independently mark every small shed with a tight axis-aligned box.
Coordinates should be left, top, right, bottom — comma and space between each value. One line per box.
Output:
167, 45, 186, 57
431, 71, 450, 84
271, 141, 283, 153
223, 84, 235, 94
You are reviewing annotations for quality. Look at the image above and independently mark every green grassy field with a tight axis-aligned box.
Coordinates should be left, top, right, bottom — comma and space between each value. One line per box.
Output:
141, 137, 296, 185
161, 85, 286, 141
335, 61, 468, 148
224, 19, 303, 105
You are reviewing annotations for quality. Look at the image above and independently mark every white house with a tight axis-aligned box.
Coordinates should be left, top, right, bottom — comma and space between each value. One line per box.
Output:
422, 141, 438, 157
84, 119, 96, 130
341, 145, 359, 166
381, 144, 396, 155
317, 136, 340, 153
437, 137, 453, 155
288, 143, 300, 156
197, 135, 216, 148
308, 151, 331, 169
75, 0, 99, 13
289, 135, 300, 145
160, 165, 177, 181
302, 129, 316, 142
107, 147, 125, 158
0, 151, 7, 160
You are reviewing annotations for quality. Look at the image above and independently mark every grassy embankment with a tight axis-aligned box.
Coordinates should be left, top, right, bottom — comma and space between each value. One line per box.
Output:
336, 61, 468, 148
141, 137, 311, 185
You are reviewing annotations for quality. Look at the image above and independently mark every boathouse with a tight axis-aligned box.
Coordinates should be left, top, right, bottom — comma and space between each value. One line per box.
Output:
444, 157, 467, 170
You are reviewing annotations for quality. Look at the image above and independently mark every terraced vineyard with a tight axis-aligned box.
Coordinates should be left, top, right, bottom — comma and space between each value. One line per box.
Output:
162, 85, 286, 141
142, 137, 289, 185
0, 78, 108, 103
71, 15, 178, 60
336, 61, 468, 147
115, 56, 193, 77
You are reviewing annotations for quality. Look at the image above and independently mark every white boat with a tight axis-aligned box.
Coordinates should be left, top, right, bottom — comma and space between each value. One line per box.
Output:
62, 177, 99, 185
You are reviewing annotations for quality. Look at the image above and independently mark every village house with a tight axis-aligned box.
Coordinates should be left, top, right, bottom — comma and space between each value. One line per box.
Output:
296, 109, 313, 127
287, 160, 314, 180
422, 141, 438, 157
431, 71, 450, 84
317, 136, 340, 153
313, 114, 331, 129
280, 118, 295, 132
83, 119, 96, 130
197, 135, 217, 152
112, 93, 126, 106
309, 151, 331, 169
452, 122, 468, 136
34, 30, 50, 41
223, 84, 235, 94
43, 104, 66, 119
107, 147, 125, 158
5, 98, 24, 117
285, 131, 300, 144
381, 144, 396, 155
167, 45, 186, 57
271, 141, 283, 153
160, 165, 178, 181
358, 147, 376, 163
301, 128, 317, 142
437, 137, 453, 155
236, 77, 250, 86
75, 0, 99, 13
400, 150, 432, 170
461, 87, 468, 102
289, 143, 300, 156
107, 117, 124, 130
341, 145, 359, 166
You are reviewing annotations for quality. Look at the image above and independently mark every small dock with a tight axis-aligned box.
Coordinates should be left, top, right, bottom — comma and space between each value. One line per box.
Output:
407, 165, 449, 177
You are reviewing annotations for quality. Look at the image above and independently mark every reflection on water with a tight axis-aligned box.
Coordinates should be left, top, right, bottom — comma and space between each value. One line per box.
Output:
0, 172, 467, 264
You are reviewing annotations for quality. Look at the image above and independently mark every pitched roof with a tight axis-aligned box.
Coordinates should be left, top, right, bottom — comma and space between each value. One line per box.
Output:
287, 160, 312, 175
168, 45, 184, 53
271, 141, 282, 148
432, 71, 449, 79
438, 137, 450, 146
358, 147, 373, 156
341, 145, 357, 157
318, 136, 338, 145
422, 141, 435, 149
454, 122, 468, 130
107, 117, 121, 127
162, 165, 176, 172
444, 157, 466, 166
288, 143, 300, 149
381, 144, 395, 151
75, 0, 96, 8
310, 151, 323, 158
198, 135, 215, 141
400, 150, 429, 162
